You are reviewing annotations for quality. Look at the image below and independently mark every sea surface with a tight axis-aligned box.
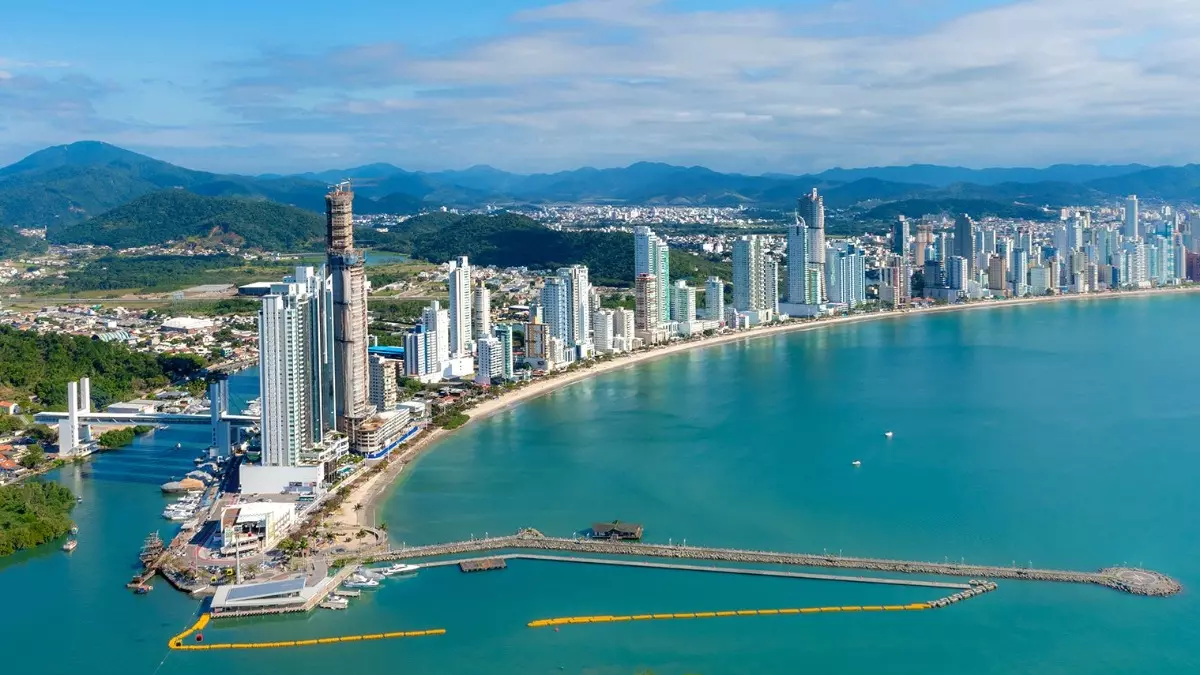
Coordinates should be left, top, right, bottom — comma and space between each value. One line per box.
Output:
3, 294, 1200, 674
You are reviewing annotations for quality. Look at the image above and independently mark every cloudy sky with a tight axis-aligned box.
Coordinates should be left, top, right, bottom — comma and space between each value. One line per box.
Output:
2, 0, 1199, 174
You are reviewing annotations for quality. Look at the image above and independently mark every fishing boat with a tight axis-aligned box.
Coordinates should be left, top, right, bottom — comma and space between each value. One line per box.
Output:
62, 539, 78, 552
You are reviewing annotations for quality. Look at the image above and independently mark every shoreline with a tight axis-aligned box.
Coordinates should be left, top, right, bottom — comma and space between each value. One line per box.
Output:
336, 285, 1200, 527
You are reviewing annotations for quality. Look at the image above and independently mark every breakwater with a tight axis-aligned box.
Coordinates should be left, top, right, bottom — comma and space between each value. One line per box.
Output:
362, 531, 1181, 596
168, 613, 445, 651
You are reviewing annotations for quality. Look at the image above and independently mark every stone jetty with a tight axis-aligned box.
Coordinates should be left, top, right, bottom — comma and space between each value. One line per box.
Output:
364, 530, 1181, 597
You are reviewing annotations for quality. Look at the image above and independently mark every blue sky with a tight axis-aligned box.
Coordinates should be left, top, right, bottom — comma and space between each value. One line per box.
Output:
2, 0, 1198, 174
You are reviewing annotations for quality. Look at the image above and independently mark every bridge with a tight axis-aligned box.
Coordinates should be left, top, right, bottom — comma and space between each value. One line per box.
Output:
36, 376, 258, 457
353, 530, 1181, 597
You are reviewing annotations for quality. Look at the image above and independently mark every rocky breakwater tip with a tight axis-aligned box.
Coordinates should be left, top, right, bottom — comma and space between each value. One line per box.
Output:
1098, 568, 1182, 597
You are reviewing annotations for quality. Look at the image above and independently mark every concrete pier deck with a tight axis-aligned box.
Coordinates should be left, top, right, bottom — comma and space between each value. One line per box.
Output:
364, 531, 1181, 597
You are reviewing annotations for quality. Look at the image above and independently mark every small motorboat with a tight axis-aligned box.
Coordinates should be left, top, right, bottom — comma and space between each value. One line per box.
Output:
175, 442, 183, 450
134, 585, 152, 595
62, 539, 78, 552
884, 431, 894, 438
343, 575, 380, 589
378, 563, 421, 577
321, 596, 349, 610
851, 460, 862, 467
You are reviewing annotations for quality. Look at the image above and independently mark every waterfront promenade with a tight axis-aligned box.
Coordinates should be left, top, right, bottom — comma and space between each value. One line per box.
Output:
353, 531, 1182, 597
336, 286, 1200, 528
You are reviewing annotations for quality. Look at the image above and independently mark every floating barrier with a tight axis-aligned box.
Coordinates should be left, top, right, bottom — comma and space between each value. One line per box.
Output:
527, 602, 937, 627
168, 614, 445, 651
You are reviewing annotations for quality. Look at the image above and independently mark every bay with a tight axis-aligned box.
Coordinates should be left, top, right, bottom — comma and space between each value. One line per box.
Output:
3, 294, 1198, 674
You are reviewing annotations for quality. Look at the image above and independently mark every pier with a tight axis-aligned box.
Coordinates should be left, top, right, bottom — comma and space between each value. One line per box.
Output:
362, 530, 1181, 597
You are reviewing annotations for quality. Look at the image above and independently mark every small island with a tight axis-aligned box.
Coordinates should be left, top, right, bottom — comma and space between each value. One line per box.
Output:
97, 424, 155, 449
0, 482, 76, 557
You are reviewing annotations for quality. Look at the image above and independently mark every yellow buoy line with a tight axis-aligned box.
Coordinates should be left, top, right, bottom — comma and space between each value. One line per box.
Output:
167, 614, 446, 651
528, 582, 999, 628
528, 603, 930, 627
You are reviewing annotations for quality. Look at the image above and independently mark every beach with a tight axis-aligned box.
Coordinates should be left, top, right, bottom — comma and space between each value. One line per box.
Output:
332, 285, 1200, 529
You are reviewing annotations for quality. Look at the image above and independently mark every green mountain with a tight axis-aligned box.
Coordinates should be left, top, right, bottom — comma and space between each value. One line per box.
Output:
361, 211, 729, 286
0, 227, 47, 258
51, 190, 325, 250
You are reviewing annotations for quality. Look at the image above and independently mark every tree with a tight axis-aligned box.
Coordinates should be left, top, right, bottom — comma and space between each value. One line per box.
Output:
19, 444, 45, 469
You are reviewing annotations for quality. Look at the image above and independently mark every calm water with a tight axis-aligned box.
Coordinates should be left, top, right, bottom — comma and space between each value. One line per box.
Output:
4, 296, 1200, 674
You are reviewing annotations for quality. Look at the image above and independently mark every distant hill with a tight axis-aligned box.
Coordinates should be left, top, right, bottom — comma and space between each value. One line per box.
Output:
1085, 165, 1200, 200
863, 199, 1056, 222
361, 211, 729, 286
50, 190, 325, 250
0, 141, 430, 229
814, 163, 1151, 188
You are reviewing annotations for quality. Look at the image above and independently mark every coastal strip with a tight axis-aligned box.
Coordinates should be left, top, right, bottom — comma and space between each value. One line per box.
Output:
339, 285, 1200, 528
360, 532, 1182, 597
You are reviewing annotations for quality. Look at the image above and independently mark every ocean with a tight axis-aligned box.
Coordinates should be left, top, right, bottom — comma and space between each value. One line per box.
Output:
3, 293, 1198, 674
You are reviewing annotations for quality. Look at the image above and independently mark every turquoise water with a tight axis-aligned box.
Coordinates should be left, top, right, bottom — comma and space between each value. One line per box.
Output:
4, 295, 1200, 674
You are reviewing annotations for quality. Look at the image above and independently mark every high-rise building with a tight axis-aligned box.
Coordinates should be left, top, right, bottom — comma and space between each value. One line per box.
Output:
558, 265, 592, 356
987, 255, 1007, 292
524, 322, 550, 361
786, 217, 810, 304
914, 224, 934, 267
704, 277, 725, 321
326, 182, 375, 438
290, 266, 337, 440
671, 280, 696, 322
946, 256, 968, 291
612, 308, 635, 339
404, 324, 440, 380
733, 235, 766, 311
368, 354, 399, 412
471, 281, 491, 340
588, 287, 601, 317
954, 214, 977, 274
892, 217, 910, 257
1124, 195, 1140, 240
1029, 266, 1051, 295
763, 259, 779, 315
1012, 248, 1029, 296
421, 301, 450, 370
826, 243, 867, 307
474, 336, 504, 384
447, 256, 472, 357
634, 226, 670, 324
540, 277, 569, 343
593, 309, 615, 352
635, 273, 659, 330
798, 189, 826, 301
259, 282, 314, 467
492, 324, 514, 379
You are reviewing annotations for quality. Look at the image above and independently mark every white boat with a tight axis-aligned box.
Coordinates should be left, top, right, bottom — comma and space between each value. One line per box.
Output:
321, 595, 349, 610
378, 563, 421, 577
175, 442, 183, 449
62, 539, 78, 552
884, 431, 894, 438
343, 577, 380, 589
852, 460, 862, 467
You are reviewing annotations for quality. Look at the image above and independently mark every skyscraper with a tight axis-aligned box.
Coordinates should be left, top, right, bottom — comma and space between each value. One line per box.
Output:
326, 182, 374, 437
447, 256, 472, 358
946, 256, 969, 291
634, 226, 671, 324
892, 217, 910, 257
592, 309, 615, 352
786, 217, 810, 304
558, 265, 592, 356
988, 255, 1007, 292
474, 336, 504, 384
421, 301, 450, 370
471, 280, 491, 340
404, 324, 439, 380
290, 265, 336, 441
1124, 195, 1140, 240
954, 214, 977, 274
825, 243, 867, 307
368, 354, 399, 412
259, 281, 314, 467
635, 273, 659, 330
704, 277, 725, 321
540, 277, 569, 343
797, 189, 826, 301
733, 235, 766, 311
764, 259, 779, 315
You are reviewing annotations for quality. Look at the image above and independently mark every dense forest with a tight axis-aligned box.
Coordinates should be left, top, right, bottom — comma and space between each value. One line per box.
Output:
49, 190, 325, 250
0, 482, 76, 557
0, 227, 48, 258
0, 325, 201, 409
359, 212, 731, 286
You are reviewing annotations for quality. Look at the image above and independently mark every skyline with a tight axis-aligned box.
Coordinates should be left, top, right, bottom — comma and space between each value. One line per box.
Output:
3, 0, 1200, 174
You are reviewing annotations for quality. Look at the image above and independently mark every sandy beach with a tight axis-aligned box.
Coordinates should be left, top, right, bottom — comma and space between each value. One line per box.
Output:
331, 285, 1200, 529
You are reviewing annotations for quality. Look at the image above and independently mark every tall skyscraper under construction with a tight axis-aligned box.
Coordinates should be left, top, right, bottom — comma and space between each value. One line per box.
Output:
325, 182, 376, 442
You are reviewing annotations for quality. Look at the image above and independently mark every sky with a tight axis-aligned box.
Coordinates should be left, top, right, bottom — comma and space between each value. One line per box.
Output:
2, 0, 1200, 175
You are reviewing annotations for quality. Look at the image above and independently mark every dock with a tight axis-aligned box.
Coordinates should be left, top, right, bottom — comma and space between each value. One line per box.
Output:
365, 530, 1182, 597
458, 557, 507, 573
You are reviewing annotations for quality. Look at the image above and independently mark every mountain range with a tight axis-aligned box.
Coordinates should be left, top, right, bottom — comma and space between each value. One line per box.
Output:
3, 141, 1200, 246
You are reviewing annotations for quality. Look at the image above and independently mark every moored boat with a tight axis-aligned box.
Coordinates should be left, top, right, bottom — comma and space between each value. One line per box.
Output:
62, 539, 78, 552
